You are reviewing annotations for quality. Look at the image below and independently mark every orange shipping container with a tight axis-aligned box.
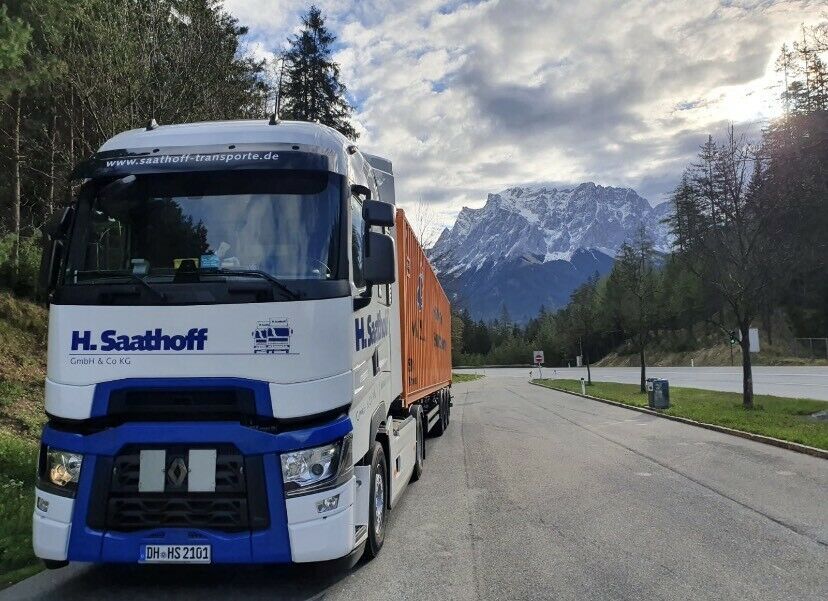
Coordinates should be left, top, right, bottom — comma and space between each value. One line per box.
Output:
396, 210, 452, 406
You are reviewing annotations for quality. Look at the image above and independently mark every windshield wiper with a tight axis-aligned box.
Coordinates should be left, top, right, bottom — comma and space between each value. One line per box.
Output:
75, 271, 167, 302
212, 269, 300, 300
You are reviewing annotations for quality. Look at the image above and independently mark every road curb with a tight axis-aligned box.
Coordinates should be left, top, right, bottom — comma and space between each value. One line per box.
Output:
529, 381, 828, 460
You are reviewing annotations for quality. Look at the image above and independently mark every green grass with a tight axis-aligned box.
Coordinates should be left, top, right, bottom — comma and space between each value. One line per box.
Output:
0, 292, 47, 587
0, 433, 41, 588
534, 379, 828, 450
452, 372, 485, 383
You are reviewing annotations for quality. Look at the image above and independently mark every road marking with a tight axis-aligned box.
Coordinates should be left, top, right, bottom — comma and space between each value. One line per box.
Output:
775, 470, 795, 476
636, 472, 652, 477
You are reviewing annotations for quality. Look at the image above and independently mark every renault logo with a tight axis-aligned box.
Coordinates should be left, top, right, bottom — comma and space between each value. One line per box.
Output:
167, 457, 188, 487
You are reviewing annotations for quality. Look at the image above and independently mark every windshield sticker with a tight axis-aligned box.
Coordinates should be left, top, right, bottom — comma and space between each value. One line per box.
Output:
253, 319, 293, 355
200, 254, 220, 269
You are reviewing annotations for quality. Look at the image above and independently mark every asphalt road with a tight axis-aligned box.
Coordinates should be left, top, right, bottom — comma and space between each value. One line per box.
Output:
5, 375, 827, 600
456, 366, 828, 401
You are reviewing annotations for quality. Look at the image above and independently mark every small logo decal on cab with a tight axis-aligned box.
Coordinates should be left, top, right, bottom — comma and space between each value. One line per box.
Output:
253, 319, 292, 354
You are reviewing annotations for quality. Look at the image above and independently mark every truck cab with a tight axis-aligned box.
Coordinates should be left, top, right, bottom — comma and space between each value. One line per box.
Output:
33, 119, 449, 568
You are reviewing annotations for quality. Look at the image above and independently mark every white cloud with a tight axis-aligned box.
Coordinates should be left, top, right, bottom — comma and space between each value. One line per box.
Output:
226, 0, 825, 226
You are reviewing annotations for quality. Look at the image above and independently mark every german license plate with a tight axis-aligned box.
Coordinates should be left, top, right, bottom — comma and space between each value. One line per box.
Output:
140, 544, 211, 564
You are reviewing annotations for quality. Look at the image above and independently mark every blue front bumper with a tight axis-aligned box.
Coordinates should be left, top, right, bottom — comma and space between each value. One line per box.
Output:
41, 416, 352, 564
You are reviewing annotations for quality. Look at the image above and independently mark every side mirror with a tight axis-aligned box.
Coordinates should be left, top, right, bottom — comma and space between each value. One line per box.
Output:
38, 206, 74, 300
351, 183, 371, 201
363, 200, 395, 227
363, 232, 396, 285
38, 239, 64, 300
44, 206, 74, 239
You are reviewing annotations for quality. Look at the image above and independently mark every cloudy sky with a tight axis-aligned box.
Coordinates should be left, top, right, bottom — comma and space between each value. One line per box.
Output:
226, 0, 824, 228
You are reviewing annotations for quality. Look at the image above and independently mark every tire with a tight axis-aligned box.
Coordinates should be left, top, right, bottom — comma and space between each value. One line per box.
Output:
364, 441, 388, 559
431, 393, 446, 437
444, 390, 451, 429
43, 559, 68, 570
409, 404, 425, 482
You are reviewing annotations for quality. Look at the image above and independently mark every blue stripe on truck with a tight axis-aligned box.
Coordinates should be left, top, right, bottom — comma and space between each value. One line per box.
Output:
43, 408, 352, 564
88, 377, 274, 418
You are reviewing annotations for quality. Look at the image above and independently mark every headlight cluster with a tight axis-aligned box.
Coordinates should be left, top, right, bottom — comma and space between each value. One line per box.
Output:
280, 434, 352, 497
39, 446, 83, 495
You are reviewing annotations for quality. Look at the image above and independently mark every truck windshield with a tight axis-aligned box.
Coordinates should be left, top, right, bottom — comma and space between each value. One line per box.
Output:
66, 170, 342, 285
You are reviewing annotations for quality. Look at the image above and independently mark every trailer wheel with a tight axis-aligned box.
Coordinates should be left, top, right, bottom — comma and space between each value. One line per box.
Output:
364, 441, 388, 559
444, 390, 451, 428
410, 404, 425, 482
431, 393, 447, 437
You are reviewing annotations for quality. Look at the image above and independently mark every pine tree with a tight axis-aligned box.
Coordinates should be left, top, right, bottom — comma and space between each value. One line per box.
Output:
277, 6, 358, 139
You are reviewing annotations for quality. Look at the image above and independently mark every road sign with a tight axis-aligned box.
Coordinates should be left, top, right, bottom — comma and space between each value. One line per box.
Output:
533, 350, 544, 365
749, 328, 760, 353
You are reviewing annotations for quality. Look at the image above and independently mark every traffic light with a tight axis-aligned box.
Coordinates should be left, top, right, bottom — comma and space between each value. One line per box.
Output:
729, 331, 738, 346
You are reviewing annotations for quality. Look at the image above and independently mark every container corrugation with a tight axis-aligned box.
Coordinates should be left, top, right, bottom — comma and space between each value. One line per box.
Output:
396, 210, 452, 405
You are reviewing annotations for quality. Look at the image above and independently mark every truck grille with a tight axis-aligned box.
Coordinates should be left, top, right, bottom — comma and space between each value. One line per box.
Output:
107, 496, 248, 531
96, 445, 269, 533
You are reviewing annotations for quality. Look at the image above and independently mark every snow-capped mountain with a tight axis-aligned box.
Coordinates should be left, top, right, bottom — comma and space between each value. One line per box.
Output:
429, 182, 673, 321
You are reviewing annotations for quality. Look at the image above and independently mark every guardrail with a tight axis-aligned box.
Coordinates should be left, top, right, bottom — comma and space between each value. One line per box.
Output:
792, 338, 828, 360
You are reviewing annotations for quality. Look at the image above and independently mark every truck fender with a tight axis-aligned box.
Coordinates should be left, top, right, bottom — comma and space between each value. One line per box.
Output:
364, 403, 386, 462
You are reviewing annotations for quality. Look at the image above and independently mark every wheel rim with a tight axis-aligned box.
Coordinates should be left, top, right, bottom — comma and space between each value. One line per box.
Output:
373, 471, 385, 536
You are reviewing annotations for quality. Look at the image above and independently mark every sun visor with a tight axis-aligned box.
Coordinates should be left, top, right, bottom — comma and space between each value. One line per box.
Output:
72, 146, 338, 180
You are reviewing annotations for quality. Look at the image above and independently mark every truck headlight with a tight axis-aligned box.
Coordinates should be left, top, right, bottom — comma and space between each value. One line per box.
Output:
38, 446, 83, 495
280, 434, 352, 497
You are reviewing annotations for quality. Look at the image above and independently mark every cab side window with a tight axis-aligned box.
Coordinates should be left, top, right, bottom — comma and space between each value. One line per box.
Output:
351, 195, 365, 288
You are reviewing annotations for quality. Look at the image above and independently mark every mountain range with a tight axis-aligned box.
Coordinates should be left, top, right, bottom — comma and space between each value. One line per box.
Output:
429, 182, 673, 322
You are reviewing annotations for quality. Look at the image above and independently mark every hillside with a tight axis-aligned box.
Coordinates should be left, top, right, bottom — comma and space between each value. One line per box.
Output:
596, 328, 827, 368
0, 292, 47, 440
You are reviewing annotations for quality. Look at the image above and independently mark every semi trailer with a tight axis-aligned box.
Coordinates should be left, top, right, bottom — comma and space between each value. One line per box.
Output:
33, 119, 452, 568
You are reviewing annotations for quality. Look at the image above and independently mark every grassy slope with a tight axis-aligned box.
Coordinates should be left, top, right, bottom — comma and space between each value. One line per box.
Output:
596, 344, 827, 367
0, 292, 48, 439
536, 379, 828, 450
452, 372, 485, 383
596, 324, 827, 367
0, 291, 47, 586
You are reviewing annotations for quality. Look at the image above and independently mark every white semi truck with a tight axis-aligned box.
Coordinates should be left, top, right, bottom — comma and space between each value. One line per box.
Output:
33, 119, 452, 568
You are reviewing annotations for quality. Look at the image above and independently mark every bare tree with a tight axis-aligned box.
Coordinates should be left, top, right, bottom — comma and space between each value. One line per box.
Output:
613, 226, 659, 393
410, 198, 442, 249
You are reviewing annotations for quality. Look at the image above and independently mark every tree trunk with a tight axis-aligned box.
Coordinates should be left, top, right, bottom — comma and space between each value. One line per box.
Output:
66, 89, 75, 204
11, 92, 22, 288
639, 345, 646, 393
48, 101, 57, 216
586, 351, 592, 385
740, 323, 754, 408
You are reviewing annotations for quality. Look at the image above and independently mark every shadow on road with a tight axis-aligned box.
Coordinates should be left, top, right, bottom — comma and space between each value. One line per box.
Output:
12, 557, 368, 601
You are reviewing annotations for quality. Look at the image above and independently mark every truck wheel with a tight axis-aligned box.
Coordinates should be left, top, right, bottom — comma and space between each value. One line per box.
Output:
410, 404, 425, 482
444, 390, 451, 428
364, 441, 388, 559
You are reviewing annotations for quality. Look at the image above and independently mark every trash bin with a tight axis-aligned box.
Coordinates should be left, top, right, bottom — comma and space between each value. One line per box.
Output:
645, 377, 657, 406
651, 379, 670, 409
